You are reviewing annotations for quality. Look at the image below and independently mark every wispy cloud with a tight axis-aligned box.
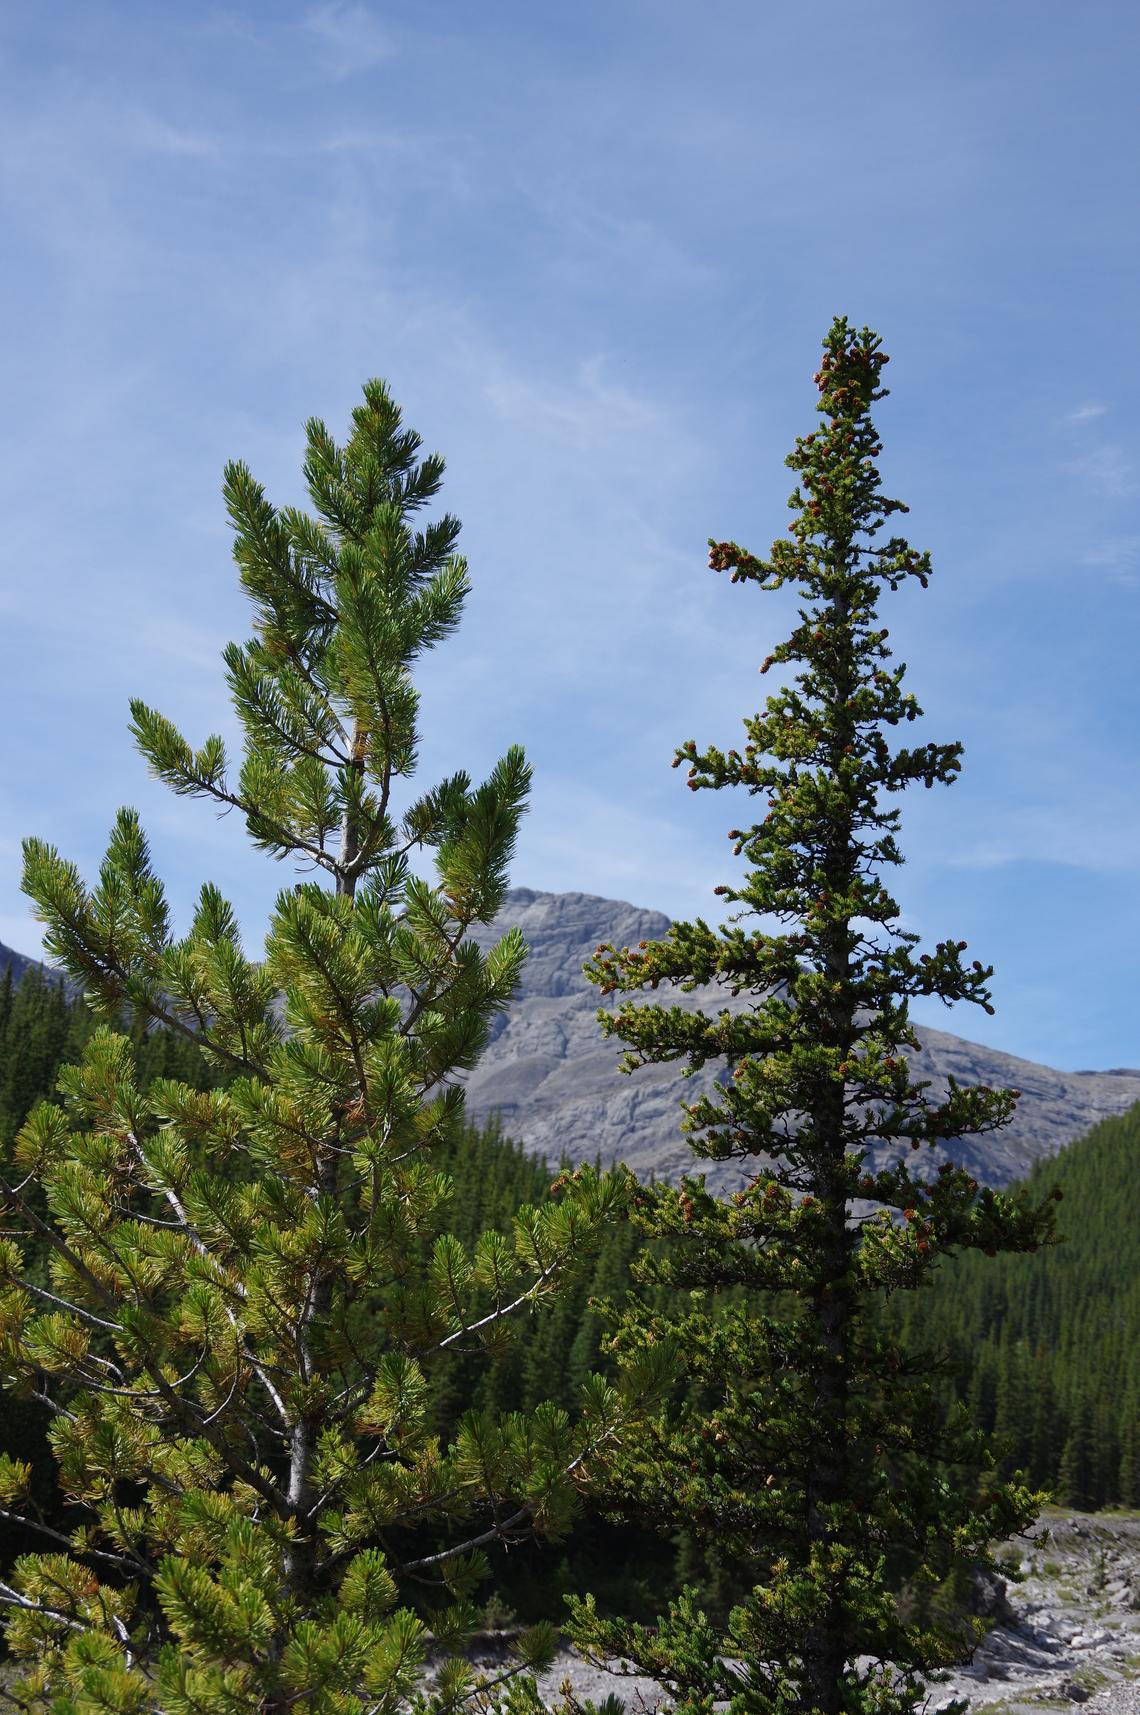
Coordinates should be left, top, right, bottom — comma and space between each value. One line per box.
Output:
1082, 536, 1140, 581
518, 183, 718, 298
1061, 394, 1133, 502
924, 787, 1140, 877
301, 4, 392, 78
483, 357, 669, 452
135, 616, 233, 673
1068, 443, 1136, 500
124, 112, 220, 160
2, 2, 1139, 1069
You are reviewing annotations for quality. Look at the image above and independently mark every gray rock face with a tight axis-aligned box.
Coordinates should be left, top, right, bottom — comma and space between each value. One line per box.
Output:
463, 889, 1140, 1189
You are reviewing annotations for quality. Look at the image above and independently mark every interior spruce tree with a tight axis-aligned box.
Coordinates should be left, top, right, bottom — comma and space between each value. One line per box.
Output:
0, 383, 643, 1715
566, 320, 1061, 1715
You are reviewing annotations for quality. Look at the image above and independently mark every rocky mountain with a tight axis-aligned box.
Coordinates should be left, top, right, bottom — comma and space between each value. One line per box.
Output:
0, 941, 55, 990
5, 889, 1139, 1191
461, 889, 1140, 1190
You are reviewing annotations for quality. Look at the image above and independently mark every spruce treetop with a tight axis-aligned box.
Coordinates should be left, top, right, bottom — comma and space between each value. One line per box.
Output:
569, 319, 1060, 1715
591, 320, 1025, 1183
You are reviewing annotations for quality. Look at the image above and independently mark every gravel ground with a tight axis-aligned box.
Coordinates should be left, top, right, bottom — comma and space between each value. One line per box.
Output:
523, 1510, 1140, 1714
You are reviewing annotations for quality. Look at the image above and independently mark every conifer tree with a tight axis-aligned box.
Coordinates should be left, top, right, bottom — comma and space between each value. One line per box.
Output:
1118, 1393, 1140, 1508
567, 320, 1061, 1715
1058, 1393, 1097, 1511
0, 383, 642, 1715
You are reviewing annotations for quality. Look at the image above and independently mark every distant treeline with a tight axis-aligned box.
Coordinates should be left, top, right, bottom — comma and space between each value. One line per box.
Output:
1, 968, 1137, 1622
0, 962, 220, 1136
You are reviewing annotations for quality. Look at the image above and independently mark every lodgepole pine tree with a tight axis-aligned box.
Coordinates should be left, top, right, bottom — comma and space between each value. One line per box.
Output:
567, 320, 1061, 1715
0, 384, 643, 1715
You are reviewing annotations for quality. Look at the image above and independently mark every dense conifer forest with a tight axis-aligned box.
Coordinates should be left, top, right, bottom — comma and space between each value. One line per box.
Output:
885, 1104, 1140, 1512
3, 961, 1136, 1629
0, 964, 222, 1135
432, 1078, 1140, 1521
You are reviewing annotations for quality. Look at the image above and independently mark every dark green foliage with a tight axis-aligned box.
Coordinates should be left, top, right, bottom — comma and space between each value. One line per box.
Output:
0, 968, 88, 1143
0, 959, 220, 1149
0, 341, 1123, 1715
564, 320, 1061, 1715
421, 1122, 679, 1626
0, 965, 670, 1633
2, 959, 1135, 1659
449, 1097, 1140, 1606
885, 1101, 1140, 1510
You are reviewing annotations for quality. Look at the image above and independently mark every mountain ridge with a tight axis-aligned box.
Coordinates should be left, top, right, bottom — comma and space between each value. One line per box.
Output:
5, 886, 1138, 1190
461, 888, 1140, 1189
0, 942, 58, 990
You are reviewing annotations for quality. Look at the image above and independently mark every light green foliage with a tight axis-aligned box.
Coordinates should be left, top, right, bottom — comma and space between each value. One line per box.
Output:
566, 321, 1061, 1715
1, 384, 647, 1714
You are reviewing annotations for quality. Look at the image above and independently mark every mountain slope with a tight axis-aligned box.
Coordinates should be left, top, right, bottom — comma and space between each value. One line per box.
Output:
463, 889, 1140, 1188
886, 1099, 1140, 1507
0, 941, 55, 990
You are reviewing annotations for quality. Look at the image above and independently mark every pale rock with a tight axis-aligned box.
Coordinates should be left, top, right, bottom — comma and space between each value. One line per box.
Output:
461, 889, 1140, 1187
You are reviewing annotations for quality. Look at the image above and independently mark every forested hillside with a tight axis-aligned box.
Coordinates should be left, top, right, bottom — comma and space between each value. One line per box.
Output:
885, 1102, 1140, 1511
0, 961, 220, 1134
437, 1098, 1140, 1517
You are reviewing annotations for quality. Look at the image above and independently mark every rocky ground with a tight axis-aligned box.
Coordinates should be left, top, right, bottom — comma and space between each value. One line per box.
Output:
520, 1510, 1140, 1714
932, 1510, 1140, 1715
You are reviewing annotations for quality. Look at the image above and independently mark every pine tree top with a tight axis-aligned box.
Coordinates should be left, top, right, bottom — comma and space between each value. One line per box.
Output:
2, 380, 654, 1715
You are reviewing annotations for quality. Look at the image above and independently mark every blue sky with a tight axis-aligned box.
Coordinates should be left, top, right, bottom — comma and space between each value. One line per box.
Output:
1, 1, 1138, 1071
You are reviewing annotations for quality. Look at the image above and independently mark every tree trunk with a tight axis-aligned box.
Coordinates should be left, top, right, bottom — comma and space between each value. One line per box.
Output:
800, 579, 856, 1714
801, 1078, 853, 1715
